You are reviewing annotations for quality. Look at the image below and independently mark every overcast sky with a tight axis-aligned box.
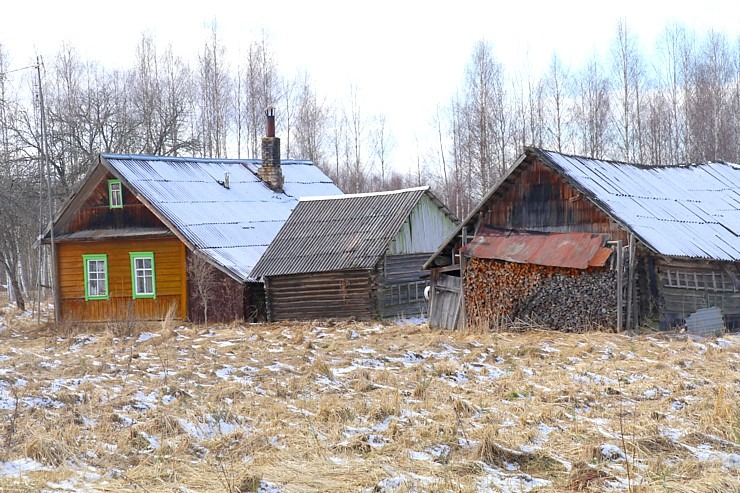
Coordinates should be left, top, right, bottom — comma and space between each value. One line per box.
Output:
2, 0, 739, 171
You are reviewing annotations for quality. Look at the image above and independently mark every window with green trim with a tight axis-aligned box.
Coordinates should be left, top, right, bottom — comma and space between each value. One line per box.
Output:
130, 252, 156, 299
108, 179, 123, 209
83, 254, 109, 300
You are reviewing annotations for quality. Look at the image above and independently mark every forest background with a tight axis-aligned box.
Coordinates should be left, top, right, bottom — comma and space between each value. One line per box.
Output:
1, 19, 740, 313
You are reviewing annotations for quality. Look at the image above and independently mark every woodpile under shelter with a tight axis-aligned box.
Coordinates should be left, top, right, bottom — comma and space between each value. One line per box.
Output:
425, 147, 740, 334
44, 111, 342, 323
251, 187, 458, 321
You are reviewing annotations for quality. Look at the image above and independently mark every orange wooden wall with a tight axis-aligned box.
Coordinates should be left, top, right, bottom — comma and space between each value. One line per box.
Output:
56, 237, 187, 322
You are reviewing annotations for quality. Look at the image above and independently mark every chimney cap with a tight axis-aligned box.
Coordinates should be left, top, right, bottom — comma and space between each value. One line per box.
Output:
265, 105, 275, 138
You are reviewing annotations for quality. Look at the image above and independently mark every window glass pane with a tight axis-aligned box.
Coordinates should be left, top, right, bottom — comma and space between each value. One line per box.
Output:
110, 181, 122, 207
86, 258, 107, 297
132, 254, 155, 296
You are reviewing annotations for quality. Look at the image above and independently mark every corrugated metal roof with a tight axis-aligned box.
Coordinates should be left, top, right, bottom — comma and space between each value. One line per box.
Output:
251, 187, 453, 277
101, 154, 342, 282
536, 149, 740, 261
460, 227, 611, 269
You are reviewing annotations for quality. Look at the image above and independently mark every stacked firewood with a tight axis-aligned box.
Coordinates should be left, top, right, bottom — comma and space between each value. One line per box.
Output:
464, 257, 617, 331
516, 270, 617, 330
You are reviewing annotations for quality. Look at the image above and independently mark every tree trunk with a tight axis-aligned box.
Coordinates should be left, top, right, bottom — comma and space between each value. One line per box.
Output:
3, 262, 25, 311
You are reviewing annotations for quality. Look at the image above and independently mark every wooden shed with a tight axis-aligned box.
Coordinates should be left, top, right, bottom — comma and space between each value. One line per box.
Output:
425, 147, 740, 333
45, 118, 341, 323
251, 187, 458, 321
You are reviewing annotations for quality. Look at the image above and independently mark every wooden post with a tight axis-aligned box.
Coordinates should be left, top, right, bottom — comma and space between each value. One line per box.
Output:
459, 253, 467, 330
626, 233, 636, 330
616, 240, 623, 332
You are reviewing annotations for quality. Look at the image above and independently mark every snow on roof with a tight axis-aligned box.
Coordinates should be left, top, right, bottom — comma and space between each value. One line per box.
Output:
102, 154, 342, 281
538, 149, 740, 261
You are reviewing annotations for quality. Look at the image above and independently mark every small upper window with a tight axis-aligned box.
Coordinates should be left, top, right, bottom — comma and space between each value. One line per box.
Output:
108, 179, 123, 209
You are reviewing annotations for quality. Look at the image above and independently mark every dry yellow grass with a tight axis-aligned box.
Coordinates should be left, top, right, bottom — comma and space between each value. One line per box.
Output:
0, 306, 737, 492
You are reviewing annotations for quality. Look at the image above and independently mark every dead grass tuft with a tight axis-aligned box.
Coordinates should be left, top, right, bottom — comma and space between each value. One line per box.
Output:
567, 461, 618, 491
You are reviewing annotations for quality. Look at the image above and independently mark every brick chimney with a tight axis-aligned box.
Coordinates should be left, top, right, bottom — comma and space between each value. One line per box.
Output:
257, 106, 283, 192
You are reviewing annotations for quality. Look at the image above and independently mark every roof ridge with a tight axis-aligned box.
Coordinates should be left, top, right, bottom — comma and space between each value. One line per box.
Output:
300, 186, 429, 202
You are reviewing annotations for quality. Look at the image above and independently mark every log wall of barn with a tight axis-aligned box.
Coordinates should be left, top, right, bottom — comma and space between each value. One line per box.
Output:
481, 159, 628, 243
654, 258, 740, 328
265, 270, 375, 321
56, 237, 187, 322
377, 253, 430, 319
464, 257, 617, 331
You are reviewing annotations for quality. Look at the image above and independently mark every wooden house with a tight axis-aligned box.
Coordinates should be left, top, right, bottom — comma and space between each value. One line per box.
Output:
45, 112, 342, 323
251, 187, 458, 321
425, 147, 740, 334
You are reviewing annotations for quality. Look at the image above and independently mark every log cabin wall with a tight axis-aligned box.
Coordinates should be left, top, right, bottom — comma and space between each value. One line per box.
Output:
265, 270, 376, 322
56, 237, 186, 322
654, 257, 740, 328
265, 270, 374, 321
481, 159, 628, 242
377, 253, 430, 319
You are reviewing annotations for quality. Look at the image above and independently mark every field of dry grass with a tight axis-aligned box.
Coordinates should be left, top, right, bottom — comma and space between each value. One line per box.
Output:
0, 305, 738, 492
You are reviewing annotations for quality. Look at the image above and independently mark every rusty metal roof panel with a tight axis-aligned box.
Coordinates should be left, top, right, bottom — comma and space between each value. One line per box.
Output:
536, 149, 740, 261
251, 187, 457, 277
101, 154, 342, 281
460, 228, 611, 269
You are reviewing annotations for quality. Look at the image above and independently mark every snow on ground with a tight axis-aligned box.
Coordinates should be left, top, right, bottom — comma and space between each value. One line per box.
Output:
0, 313, 737, 492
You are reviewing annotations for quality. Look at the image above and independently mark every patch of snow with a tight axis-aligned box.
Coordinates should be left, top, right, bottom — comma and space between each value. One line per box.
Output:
257, 480, 282, 492
477, 463, 551, 492
177, 415, 246, 441
69, 335, 96, 352
332, 365, 358, 376
659, 426, 683, 440
45, 478, 80, 491
534, 423, 556, 445
712, 338, 734, 348
139, 431, 160, 450
684, 443, 740, 468
573, 372, 618, 386
409, 450, 432, 461
0, 458, 47, 476
136, 332, 160, 343
375, 472, 437, 492
130, 390, 159, 410
643, 387, 671, 399
265, 362, 296, 373
599, 443, 627, 461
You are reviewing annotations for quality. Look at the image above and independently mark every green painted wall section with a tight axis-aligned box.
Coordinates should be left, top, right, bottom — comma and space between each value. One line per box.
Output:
387, 195, 456, 255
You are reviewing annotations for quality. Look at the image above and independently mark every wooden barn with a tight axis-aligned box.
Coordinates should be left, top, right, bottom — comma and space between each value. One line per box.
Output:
44, 113, 342, 323
425, 147, 740, 334
251, 187, 458, 321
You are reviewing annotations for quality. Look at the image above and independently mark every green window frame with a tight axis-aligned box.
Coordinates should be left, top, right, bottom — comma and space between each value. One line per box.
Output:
130, 252, 156, 299
108, 179, 123, 209
83, 254, 109, 301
